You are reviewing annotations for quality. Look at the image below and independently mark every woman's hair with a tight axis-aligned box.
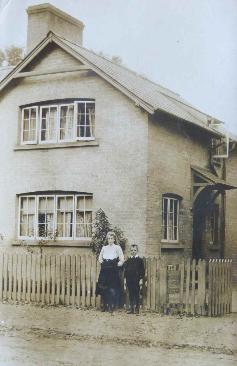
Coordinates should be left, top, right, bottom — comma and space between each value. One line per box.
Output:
105, 231, 117, 244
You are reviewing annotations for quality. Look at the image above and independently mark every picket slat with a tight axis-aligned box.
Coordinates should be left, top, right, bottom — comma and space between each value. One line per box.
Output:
36, 255, 41, 303
65, 255, 70, 306
76, 255, 81, 307
8, 254, 13, 300
91, 255, 96, 308
17, 254, 22, 302
26, 254, 32, 303
41, 254, 46, 304
86, 256, 91, 307
155, 259, 160, 311
31, 254, 36, 302
12, 254, 17, 302
185, 258, 191, 313
95, 260, 101, 309
22, 254, 27, 302
71, 255, 76, 306
55, 256, 60, 305
51, 256, 56, 305
179, 259, 185, 312
60, 255, 65, 305
81, 256, 86, 307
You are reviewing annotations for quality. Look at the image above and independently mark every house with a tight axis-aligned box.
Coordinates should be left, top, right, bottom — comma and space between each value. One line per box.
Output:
0, 3, 236, 280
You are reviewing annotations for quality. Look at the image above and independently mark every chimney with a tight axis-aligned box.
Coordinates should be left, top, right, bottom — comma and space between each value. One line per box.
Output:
26, 3, 84, 52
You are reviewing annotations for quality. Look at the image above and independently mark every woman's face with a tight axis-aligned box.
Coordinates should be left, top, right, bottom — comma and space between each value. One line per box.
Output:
107, 234, 115, 245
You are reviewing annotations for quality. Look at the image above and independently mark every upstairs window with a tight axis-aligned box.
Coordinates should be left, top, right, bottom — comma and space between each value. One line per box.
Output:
18, 193, 93, 240
21, 100, 95, 145
162, 194, 180, 242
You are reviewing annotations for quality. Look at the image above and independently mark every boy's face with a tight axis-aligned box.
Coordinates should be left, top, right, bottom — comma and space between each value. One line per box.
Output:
130, 246, 138, 256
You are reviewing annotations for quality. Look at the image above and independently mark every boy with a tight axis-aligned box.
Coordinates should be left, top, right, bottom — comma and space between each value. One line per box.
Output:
124, 245, 145, 314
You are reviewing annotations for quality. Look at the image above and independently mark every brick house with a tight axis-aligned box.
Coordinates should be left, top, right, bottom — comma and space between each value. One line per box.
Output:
0, 4, 236, 273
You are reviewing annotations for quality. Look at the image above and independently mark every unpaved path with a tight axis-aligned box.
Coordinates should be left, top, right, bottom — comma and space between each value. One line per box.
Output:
0, 303, 236, 366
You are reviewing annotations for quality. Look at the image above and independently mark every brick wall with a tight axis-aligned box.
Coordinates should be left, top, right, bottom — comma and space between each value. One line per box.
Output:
146, 112, 211, 262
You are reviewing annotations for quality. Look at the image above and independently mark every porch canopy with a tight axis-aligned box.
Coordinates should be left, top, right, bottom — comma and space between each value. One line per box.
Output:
191, 165, 236, 204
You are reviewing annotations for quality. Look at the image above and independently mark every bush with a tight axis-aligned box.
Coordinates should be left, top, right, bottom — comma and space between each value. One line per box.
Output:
90, 209, 127, 256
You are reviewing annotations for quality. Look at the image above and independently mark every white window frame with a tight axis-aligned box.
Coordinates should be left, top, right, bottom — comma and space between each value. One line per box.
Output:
39, 105, 59, 144
21, 107, 38, 144
21, 101, 95, 145
74, 194, 93, 240
75, 101, 95, 141
58, 103, 76, 142
55, 194, 75, 240
162, 196, 179, 243
18, 194, 93, 241
18, 195, 37, 239
36, 195, 56, 239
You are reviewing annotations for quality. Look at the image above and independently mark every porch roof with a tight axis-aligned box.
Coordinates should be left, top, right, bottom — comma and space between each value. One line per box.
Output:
191, 165, 236, 190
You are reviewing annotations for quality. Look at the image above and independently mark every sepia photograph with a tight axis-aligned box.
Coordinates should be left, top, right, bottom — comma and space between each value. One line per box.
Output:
0, 0, 236, 365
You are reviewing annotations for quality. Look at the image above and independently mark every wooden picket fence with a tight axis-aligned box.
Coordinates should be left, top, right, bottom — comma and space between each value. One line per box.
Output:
0, 252, 232, 316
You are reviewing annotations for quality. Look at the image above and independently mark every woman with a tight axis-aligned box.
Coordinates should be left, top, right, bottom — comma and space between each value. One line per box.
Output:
97, 231, 124, 313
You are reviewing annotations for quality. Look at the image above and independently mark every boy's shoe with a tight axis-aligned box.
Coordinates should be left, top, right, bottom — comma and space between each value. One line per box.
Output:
127, 308, 134, 314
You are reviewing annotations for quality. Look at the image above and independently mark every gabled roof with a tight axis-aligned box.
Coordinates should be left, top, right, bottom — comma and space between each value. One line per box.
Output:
0, 32, 223, 136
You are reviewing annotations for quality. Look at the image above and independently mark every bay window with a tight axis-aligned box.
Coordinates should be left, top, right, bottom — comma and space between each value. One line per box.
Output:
21, 100, 95, 144
18, 194, 93, 240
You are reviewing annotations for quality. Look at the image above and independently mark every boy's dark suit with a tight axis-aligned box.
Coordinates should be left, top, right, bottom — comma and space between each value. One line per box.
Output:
124, 256, 145, 312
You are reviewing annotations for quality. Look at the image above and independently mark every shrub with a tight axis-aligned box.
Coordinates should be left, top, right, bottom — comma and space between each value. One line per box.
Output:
90, 209, 127, 256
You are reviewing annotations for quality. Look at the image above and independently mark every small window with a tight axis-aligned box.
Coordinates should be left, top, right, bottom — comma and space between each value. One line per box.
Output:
20, 100, 95, 145
162, 195, 179, 242
18, 193, 93, 240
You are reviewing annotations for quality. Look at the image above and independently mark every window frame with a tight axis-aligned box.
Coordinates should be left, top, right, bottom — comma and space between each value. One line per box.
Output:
58, 103, 76, 143
74, 194, 93, 240
18, 193, 93, 241
18, 195, 37, 239
75, 101, 95, 141
39, 104, 59, 144
21, 106, 38, 145
21, 100, 95, 145
36, 195, 56, 239
162, 195, 179, 243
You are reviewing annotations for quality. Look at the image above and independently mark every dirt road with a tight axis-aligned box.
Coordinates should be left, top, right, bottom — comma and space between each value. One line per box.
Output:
0, 303, 236, 366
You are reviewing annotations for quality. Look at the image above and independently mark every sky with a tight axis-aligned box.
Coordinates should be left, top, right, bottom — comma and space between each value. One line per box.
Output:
0, 0, 237, 134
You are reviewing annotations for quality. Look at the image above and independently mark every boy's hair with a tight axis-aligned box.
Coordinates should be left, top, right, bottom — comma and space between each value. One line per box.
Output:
130, 244, 138, 251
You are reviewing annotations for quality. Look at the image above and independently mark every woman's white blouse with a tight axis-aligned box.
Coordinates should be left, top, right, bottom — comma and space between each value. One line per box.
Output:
98, 244, 124, 266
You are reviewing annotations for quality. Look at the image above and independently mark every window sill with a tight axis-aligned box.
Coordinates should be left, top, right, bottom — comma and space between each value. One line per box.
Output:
14, 140, 99, 151
12, 239, 92, 248
161, 242, 184, 249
